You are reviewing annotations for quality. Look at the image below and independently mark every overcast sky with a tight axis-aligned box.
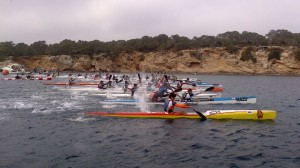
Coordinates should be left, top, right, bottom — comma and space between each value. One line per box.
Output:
0, 0, 299, 44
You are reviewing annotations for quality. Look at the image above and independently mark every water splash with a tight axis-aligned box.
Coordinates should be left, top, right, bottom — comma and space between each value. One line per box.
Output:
106, 89, 113, 99
133, 91, 150, 112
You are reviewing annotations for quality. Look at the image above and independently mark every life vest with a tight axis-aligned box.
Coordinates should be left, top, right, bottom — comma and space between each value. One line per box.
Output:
164, 99, 176, 112
182, 92, 194, 100
159, 86, 167, 93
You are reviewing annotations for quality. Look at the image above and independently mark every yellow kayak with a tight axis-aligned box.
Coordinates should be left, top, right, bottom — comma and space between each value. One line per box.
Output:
86, 110, 276, 120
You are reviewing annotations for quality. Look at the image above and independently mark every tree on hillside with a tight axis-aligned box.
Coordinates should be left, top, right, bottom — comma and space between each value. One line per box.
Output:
266, 29, 295, 46
153, 34, 173, 50
240, 31, 267, 46
192, 35, 218, 48
171, 35, 191, 51
15, 43, 30, 56
0, 41, 15, 56
58, 39, 77, 55
30, 41, 47, 55
217, 31, 241, 45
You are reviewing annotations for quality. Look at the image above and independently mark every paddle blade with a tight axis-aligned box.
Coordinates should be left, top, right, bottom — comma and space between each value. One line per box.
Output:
174, 87, 182, 92
164, 75, 169, 83
205, 87, 214, 92
193, 108, 207, 121
138, 73, 141, 83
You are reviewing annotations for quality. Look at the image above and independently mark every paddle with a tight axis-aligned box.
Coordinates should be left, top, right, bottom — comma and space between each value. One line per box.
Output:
164, 75, 206, 121
138, 73, 141, 84
204, 87, 214, 92
192, 108, 207, 121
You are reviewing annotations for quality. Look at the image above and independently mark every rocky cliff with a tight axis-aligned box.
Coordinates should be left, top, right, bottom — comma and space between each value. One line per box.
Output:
2, 46, 300, 75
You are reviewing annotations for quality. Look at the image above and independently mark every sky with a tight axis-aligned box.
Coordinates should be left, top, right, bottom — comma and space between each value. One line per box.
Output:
0, 0, 299, 44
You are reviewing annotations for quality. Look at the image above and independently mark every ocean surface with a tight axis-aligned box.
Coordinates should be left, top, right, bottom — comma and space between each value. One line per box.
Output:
0, 74, 299, 168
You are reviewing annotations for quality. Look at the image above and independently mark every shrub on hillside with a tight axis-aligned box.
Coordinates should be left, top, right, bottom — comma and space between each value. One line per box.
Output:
240, 47, 256, 63
226, 44, 239, 54
268, 50, 281, 61
293, 49, 300, 61
139, 54, 145, 61
189, 50, 202, 59
177, 51, 184, 56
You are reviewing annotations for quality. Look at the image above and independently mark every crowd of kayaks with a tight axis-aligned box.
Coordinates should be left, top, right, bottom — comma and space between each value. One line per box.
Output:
1, 72, 276, 120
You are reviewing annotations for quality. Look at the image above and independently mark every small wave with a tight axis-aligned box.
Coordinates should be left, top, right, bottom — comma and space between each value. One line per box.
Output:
102, 104, 117, 108
65, 155, 79, 160
0, 113, 10, 121
31, 95, 44, 100
32, 107, 53, 114
13, 101, 36, 109
62, 102, 76, 108
68, 116, 94, 122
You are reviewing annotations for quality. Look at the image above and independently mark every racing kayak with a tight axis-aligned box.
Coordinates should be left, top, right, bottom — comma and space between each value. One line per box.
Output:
43, 82, 98, 86
93, 92, 220, 98
100, 96, 256, 105
86, 110, 276, 120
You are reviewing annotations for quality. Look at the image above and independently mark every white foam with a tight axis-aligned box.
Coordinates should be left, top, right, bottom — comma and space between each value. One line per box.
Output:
68, 116, 94, 122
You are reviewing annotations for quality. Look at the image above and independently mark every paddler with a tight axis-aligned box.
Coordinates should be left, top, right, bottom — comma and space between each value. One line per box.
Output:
174, 80, 183, 92
98, 81, 107, 89
164, 92, 191, 114
68, 76, 76, 85
182, 88, 194, 102
15, 74, 22, 80
151, 82, 172, 102
146, 82, 154, 92
131, 83, 138, 96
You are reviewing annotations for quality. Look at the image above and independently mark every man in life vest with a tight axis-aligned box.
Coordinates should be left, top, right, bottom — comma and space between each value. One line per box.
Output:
151, 82, 172, 102
98, 81, 107, 89
182, 88, 194, 102
68, 76, 76, 85
164, 92, 191, 114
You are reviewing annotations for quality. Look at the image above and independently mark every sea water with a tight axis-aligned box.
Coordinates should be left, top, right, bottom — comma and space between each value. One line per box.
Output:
0, 74, 299, 168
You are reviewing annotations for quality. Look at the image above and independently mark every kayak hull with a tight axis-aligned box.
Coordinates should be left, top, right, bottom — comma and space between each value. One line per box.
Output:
100, 96, 257, 105
86, 110, 276, 120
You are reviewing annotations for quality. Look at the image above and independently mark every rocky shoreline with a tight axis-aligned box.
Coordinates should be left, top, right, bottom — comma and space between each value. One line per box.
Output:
1, 46, 300, 75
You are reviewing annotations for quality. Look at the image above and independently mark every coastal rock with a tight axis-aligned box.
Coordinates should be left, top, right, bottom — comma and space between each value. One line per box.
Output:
2, 46, 300, 75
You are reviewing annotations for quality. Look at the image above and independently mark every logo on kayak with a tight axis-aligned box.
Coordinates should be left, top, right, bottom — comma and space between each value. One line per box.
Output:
257, 110, 263, 119
208, 110, 221, 115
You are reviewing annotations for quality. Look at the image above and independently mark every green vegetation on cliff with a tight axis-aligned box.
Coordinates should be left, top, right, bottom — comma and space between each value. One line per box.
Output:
0, 29, 300, 63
